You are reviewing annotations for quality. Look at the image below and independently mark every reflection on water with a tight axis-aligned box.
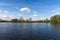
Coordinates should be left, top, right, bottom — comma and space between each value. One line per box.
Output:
0, 22, 60, 40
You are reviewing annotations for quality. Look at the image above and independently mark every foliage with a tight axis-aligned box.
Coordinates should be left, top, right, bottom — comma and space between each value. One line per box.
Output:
50, 15, 60, 23
11, 19, 18, 22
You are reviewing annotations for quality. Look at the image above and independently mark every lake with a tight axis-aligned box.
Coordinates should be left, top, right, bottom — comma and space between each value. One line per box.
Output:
0, 22, 60, 40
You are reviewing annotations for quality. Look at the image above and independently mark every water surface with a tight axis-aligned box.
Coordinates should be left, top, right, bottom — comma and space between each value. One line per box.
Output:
0, 22, 60, 40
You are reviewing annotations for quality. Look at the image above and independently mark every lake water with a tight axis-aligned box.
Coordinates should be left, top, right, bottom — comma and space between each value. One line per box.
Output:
0, 22, 60, 40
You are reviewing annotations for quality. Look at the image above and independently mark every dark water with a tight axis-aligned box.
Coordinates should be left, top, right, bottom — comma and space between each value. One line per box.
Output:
0, 22, 60, 40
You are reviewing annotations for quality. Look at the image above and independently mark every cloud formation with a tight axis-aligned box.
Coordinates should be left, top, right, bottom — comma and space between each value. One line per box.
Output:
32, 14, 38, 16
4, 10, 8, 13
20, 7, 30, 12
0, 10, 2, 13
0, 15, 9, 20
32, 11, 38, 17
0, 15, 16, 20
0, 10, 8, 13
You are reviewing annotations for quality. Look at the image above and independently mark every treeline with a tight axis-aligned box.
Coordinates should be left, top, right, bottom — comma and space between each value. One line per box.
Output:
10, 14, 60, 23
50, 15, 60, 24
0, 14, 60, 23
0, 18, 50, 23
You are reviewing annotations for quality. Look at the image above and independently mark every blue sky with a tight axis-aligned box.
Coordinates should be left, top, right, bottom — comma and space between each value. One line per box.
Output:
0, 0, 60, 20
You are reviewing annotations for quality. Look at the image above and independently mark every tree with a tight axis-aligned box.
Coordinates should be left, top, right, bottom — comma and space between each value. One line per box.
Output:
43, 18, 49, 23
19, 16, 24, 22
11, 19, 18, 22
50, 15, 60, 23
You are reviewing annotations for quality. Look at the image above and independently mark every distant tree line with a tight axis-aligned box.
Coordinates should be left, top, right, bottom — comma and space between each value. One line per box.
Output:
0, 18, 50, 23
10, 15, 60, 23
0, 15, 60, 23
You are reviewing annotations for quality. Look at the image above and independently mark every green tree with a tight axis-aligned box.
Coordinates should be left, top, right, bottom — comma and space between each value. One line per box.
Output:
44, 18, 49, 23
50, 15, 60, 23
11, 19, 18, 22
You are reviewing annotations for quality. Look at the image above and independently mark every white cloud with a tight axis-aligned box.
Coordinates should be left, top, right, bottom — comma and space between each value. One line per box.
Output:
20, 7, 30, 12
32, 11, 38, 17
52, 8, 60, 16
0, 15, 8, 20
0, 10, 2, 13
0, 10, 8, 13
50, 12, 60, 18
17, 14, 22, 17
0, 15, 15, 20
4, 10, 8, 13
55, 13, 60, 15
52, 13, 60, 16
32, 14, 38, 17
